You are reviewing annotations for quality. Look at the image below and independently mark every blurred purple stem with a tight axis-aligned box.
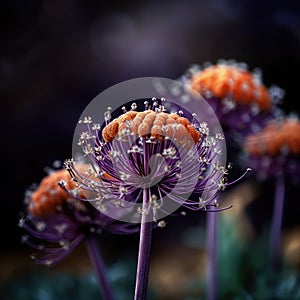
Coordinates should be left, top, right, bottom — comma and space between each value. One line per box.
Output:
134, 188, 153, 300
206, 209, 217, 300
86, 235, 115, 300
269, 175, 285, 272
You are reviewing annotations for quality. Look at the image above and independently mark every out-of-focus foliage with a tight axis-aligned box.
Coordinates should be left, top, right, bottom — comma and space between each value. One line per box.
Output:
0, 258, 156, 300
181, 214, 300, 300
2, 214, 300, 299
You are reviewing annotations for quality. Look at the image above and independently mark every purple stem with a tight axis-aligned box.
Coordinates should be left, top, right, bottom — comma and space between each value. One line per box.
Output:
206, 209, 217, 300
134, 188, 153, 300
86, 235, 115, 300
269, 175, 285, 272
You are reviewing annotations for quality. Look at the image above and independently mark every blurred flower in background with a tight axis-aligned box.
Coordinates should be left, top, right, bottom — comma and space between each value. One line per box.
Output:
242, 117, 300, 273
20, 166, 137, 266
184, 60, 284, 144
18, 165, 142, 300
243, 117, 300, 180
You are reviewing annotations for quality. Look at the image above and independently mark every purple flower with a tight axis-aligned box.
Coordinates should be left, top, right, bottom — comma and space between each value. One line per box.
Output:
62, 97, 249, 300
20, 168, 137, 266
243, 117, 300, 180
182, 61, 283, 143
62, 98, 237, 223
243, 117, 300, 271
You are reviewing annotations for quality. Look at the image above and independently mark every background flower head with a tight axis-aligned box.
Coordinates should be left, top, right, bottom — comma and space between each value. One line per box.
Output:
242, 117, 300, 180
184, 60, 284, 143
20, 167, 137, 266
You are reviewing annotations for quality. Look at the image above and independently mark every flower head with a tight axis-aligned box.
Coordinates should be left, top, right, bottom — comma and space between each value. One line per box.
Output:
20, 167, 137, 266
64, 98, 241, 223
243, 118, 300, 179
185, 61, 283, 141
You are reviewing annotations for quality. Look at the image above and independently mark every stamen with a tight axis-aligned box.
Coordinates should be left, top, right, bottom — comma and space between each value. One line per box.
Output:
131, 103, 137, 111
158, 220, 166, 228
227, 168, 251, 186
204, 204, 233, 212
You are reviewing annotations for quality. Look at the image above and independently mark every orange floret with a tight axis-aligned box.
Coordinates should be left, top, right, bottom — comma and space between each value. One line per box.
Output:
118, 110, 138, 123
245, 120, 300, 156
191, 64, 272, 111
102, 111, 201, 145
102, 120, 119, 143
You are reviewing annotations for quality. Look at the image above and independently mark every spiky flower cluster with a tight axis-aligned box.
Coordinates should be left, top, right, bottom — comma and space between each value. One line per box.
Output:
62, 98, 238, 223
184, 61, 284, 141
243, 118, 300, 179
20, 168, 137, 266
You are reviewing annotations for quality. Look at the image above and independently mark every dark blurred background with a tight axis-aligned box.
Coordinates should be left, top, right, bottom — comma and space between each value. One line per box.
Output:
2, 0, 300, 290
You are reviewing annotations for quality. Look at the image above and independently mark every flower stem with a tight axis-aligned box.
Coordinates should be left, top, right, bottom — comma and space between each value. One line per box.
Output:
134, 188, 153, 300
86, 234, 115, 300
269, 175, 285, 272
206, 209, 217, 300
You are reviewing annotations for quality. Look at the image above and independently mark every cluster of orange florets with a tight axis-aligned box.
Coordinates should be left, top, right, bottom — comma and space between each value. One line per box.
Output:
190, 64, 272, 111
102, 110, 201, 144
29, 169, 84, 217
245, 119, 300, 156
